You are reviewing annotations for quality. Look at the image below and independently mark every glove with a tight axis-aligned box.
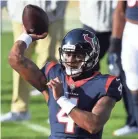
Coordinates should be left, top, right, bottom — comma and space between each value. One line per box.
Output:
108, 53, 121, 76
108, 37, 122, 76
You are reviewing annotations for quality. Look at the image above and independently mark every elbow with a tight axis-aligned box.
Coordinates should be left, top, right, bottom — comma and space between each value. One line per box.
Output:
8, 52, 22, 69
89, 127, 102, 134
87, 122, 103, 134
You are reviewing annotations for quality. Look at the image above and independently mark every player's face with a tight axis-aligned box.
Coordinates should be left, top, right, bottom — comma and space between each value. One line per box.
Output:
62, 51, 85, 69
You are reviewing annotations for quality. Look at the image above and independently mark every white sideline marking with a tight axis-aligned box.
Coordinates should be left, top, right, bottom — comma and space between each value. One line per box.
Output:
1, 112, 50, 136
21, 121, 50, 136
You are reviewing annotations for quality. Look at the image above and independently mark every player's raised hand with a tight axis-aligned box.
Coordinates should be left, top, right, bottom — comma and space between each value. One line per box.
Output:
47, 77, 63, 100
22, 25, 48, 42
28, 32, 48, 41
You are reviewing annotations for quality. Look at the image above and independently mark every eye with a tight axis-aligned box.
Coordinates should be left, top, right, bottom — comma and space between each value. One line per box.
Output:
64, 52, 72, 57
76, 54, 84, 59
63, 52, 85, 60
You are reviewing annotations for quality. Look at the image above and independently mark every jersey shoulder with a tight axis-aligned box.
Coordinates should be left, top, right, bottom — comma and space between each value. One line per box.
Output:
105, 75, 122, 101
97, 74, 122, 101
41, 61, 62, 79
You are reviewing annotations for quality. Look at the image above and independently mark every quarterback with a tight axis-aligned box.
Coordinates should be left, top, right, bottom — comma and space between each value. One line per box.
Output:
9, 28, 122, 139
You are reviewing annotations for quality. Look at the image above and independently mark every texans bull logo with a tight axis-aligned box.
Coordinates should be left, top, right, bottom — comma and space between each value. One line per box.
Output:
83, 34, 94, 48
83, 34, 98, 52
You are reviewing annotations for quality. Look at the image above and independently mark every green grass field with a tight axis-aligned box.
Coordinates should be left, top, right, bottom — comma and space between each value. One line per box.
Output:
1, 32, 138, 139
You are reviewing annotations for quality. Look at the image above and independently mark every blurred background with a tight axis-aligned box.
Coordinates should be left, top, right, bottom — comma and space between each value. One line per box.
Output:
1, 0, 138, 139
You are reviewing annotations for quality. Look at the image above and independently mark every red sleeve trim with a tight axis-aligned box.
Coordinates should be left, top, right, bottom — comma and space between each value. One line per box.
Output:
45, 62, 57, 75
105, 76, 116, 93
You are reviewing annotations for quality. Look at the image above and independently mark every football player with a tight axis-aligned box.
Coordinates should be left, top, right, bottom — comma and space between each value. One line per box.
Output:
108, 0, 138, 136
9, 28, 122, 139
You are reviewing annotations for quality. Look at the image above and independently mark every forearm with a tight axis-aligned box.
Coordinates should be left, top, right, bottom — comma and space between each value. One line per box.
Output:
69, 97, 115, 134
112, 3, 126, 38
108, 1, 126, 54
9, 41, 47, 92
69, 108, 103, 134
56, 96, 100, 133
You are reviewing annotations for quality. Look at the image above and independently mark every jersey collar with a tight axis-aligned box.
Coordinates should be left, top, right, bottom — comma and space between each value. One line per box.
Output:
65, 72, 100, 88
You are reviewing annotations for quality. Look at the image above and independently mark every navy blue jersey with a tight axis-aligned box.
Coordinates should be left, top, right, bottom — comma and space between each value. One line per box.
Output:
126, 0, 138, 21
42, 62, 122, 139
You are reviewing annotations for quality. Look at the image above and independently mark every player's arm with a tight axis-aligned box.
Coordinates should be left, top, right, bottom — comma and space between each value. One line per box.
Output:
68, 77, 122, 133
112, 1, 126, 38
108, 1, 126, 75
108, 1, 126, 53
69, 96, 115, 134
48, 77, 122, 134
8, 32, 48, 93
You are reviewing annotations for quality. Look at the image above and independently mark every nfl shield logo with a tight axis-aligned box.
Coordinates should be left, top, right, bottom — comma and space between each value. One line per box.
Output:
70, 84, 75, 90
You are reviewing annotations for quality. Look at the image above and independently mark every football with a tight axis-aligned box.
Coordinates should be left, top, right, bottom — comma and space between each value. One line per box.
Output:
22, 4, 49, 35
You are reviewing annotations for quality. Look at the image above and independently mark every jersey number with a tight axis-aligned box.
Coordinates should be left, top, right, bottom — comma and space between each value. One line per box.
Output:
57, 97, 78, 134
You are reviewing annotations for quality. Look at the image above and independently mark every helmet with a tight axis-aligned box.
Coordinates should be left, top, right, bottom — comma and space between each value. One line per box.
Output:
59, 28, 100, 76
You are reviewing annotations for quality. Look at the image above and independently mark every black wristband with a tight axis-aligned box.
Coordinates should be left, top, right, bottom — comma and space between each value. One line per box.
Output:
108, 37, 122, 54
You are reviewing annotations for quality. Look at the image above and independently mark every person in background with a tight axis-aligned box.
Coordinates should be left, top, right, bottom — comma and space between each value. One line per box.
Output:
79, 0, 117, 71
0, 0, 68, 122
108, 0, 138, 136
